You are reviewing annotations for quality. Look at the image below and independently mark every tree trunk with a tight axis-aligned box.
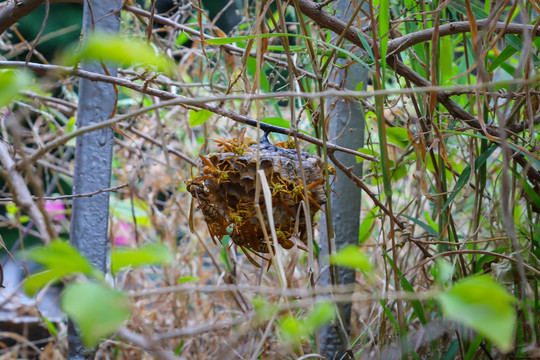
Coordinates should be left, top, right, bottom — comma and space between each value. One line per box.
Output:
318, 1, 367, 358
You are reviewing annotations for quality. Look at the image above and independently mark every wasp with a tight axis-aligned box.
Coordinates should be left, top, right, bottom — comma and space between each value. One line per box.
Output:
187, 180, 228, 244
289, 177, 326, 212
230, 220, 269, 268
274, 138, 296, 149
213, 129, 255, 161
198, 154, 234, 184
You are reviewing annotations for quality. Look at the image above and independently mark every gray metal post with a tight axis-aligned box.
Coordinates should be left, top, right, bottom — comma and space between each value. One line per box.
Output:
319, 0, 368, 358
68, 1, 121, 358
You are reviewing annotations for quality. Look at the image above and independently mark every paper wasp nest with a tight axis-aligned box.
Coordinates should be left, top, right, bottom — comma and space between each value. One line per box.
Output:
187, 135, 327, 262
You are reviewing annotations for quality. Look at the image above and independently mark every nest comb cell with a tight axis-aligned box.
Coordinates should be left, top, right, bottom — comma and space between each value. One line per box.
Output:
187, 132, 328, 266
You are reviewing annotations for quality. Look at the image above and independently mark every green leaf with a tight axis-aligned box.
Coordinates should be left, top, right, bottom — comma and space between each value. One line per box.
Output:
442, 339, 460, 360
465, 334, 484, 360
177, 276, 199, 283
25, 269, 65, 296
449, 0, 488, 19
260, 117, 290, 129
64, 33, 174, 73
430, 259, 453, 284
488, 45, 517, 72
24, 241, 95, 295
402, 215, 438, 236
505, 34, 522, 51
280, 302, 335, 343
221, 236, 232, 273
379, 0, 390, 62
436, 275, 516, 352
0, 69, 32, 107
27, 241, 93, 275
304, 302, 335, 330
356, 148, 379, 163
386, 127, 410, 148
189, 109, 213, 127
357, 33, 375, 63
280, 315, 305, 342
358, 207, 378, 244
247, 57, 270, 93
61, 282, 130, 348
329, 245, 372, 273
400, 277, 427, 325
442, 145, 497, 211
440, 36, 453, 85
111, 243, 173, 274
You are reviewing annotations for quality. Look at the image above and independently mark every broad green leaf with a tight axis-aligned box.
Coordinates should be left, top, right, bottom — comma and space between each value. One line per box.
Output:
205, 33, 370, 71
189, 109, 213, 127
111, 243, 173, 274
25, 269, 65, 296
304, 302, 335, 330
356, 148, 379, 163
358, 207, 378, 244
436, 275, 516, 352
280, 302, 335, 343
386, 127, 410, 148
440, 36, 453, 85
329, 245, 372, 273
442, 145, 497, 211
64, 33, 174, 73
280, 315, 305, 342
177, 276, 199, 283
27, 240, 93, 275
247, 57, 270, 93
488, 45, 517, 72
25, 241, 95, 295
0, 69, 32, 107
430, 259, 453, 284
177, 31, 189, 46
354, 81, 364, 91
260, 117, 291, 129
505, 34, 522, 51
62, 282, 130, 347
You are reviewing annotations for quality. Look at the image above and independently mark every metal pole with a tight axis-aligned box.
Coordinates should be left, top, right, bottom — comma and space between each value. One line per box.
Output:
68, 1, 121, 358
319, 0, 368, 358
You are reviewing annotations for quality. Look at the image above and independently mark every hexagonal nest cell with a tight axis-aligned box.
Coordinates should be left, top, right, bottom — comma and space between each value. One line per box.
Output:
187, 134, 328, 265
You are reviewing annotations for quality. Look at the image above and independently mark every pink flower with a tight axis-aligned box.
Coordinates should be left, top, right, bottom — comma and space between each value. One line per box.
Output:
45, 200, 66, 221
113, 221, 134, 246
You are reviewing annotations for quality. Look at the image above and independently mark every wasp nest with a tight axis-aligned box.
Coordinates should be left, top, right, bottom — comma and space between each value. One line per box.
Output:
187, 134, 327, 262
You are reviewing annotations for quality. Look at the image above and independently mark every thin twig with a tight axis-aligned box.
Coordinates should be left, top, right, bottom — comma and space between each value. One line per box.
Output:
0, 183, 128, 203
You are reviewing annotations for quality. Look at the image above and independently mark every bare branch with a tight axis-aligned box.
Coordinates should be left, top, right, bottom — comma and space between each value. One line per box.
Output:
0, 141, 51, 243
387, 19, 540, 56
0, 183, 128, 203
0, 0, 44, 35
